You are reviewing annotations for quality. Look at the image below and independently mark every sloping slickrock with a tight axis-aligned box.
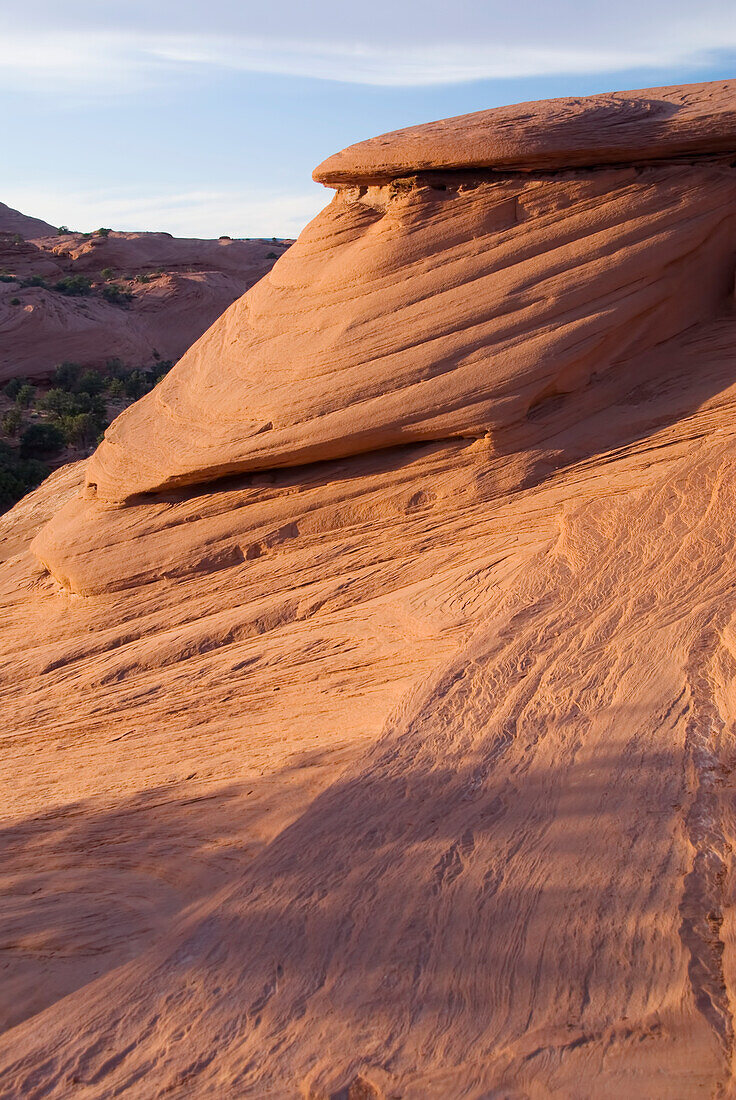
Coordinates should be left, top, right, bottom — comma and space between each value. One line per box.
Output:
2, 80, 736, 1098
7, 353, 736, 1097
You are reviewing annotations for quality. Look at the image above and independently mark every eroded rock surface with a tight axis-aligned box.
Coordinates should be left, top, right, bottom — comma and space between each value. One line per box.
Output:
2, 80, 736, 1098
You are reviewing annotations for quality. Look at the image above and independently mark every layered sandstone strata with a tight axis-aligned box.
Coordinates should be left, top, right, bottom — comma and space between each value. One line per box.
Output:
70, 81, 736, 509
1, 80, 736, 1098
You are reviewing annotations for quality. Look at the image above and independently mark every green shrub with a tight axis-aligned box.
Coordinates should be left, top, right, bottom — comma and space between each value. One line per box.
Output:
82, 393, 107, 420
9, 297, 20, 306
3, 378, 28, 400
0, 441, 48, 509
0, 274, 17, 283
53, 275, 92, 296
52, 362, 82, 389
57, 226, 69, 234
38, 388, 76, 416
135, 273, 151, 284
124, 370, 155, 400
38, 387, 108, 449
95, 228, 112, 238
56, 412, 102, 447
152, 361, 173, 384
15, 384, 35, 408
100, 267, 115, 281
77, 369, 105, 395
1, 409, 21, 436
40, 388, 106, 421
19, 421, 64, 457
20, 275, 47, 289
100, 284, 132, 305
107, 378, 125, 398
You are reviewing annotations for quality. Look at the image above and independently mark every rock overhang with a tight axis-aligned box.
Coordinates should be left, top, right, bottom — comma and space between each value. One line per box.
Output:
30, 79, 736, 532
313, 80, 736, 186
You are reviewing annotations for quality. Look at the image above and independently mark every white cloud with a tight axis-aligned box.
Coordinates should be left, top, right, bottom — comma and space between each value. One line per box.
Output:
0, 18, 735, 94
145, 36, 672, 87
1, 186, 328, 239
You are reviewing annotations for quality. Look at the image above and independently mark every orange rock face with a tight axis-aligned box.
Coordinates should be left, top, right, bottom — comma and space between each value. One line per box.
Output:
2, 80, 736, 1098
74, 160, 736, 506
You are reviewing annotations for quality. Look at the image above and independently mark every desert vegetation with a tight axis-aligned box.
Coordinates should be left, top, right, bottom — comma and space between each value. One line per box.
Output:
0, 358, 172, 510
1, 271, 139, 301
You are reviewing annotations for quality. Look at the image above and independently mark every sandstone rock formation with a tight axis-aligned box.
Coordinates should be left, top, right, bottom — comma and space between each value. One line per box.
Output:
314, 79, 736, 182
0, 202, 56, 239
2, 79, 736, 1098
0, 218, 289, 381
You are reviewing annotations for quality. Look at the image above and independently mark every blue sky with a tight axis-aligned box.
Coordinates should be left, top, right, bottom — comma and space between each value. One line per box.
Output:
2, 0, 735, 239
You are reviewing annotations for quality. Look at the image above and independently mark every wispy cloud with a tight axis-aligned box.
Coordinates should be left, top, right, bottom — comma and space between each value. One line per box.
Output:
1, 22, 735, 94
3, 4, 734, 239
1, 186, 327, 239
145, 36, 677, 86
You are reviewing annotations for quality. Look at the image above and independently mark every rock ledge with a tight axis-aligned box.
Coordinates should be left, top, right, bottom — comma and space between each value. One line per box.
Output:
314, 80, 736, 185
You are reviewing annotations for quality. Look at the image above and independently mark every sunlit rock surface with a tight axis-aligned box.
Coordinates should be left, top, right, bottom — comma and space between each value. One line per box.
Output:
2, 80, 736, 1098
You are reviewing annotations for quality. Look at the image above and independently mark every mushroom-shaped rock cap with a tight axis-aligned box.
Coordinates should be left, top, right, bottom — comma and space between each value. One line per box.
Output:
314, 79, 736, 186
70, 78, 736, 507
